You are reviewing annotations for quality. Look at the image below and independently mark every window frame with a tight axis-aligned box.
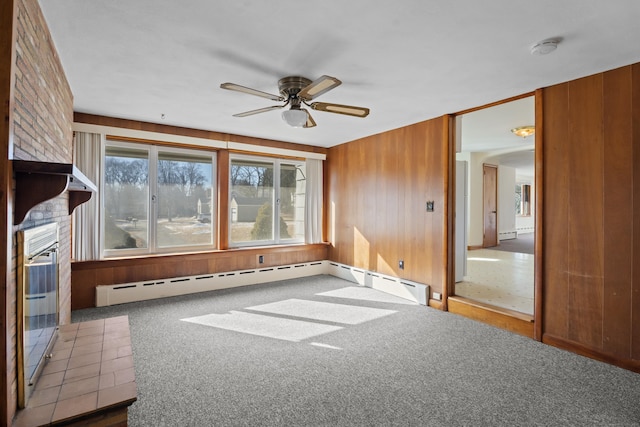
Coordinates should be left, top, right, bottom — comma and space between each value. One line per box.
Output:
102, 140, 217, 257
228, 153, 305, 248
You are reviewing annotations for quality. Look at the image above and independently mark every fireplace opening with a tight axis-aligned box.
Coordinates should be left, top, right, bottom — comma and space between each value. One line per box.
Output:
17, 222, 59, 407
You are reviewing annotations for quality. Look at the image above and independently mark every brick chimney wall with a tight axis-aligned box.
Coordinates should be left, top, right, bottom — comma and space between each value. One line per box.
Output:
6, 0, 73, 421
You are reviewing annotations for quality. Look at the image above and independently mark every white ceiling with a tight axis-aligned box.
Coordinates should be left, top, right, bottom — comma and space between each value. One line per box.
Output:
38, 0, 640, 149
461, 96, 535, 177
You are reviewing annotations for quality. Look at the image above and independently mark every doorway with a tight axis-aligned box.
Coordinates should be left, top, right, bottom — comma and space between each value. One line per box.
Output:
449, 95, 537, 335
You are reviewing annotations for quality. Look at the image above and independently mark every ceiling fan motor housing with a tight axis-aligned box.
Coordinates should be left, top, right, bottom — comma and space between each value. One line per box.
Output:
278, 76, 312, 100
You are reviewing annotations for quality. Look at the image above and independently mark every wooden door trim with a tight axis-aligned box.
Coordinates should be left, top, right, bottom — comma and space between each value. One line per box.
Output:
448, 93, 541, 342
534, 88, 544, 341
444, 115, 455, 310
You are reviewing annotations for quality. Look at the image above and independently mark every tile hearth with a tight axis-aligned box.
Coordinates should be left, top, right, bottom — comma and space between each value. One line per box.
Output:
14, 316, 136, 427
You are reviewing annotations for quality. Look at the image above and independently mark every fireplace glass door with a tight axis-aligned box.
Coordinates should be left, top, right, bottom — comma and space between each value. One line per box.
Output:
18, 223, 59, 407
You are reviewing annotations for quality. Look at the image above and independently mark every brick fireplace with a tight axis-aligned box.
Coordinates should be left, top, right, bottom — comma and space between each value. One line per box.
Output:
2, 0, 76, 423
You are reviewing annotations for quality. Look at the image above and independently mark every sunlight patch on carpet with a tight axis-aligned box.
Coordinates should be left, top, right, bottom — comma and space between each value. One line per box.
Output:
181, 311, 342, 342
310, 342, 342, 350
246, 299, 397, 325
316, 286, 416, 305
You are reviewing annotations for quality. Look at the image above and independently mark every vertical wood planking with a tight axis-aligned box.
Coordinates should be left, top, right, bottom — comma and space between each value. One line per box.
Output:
326, 145, 337, 260
426, 118, 445, 291
353, 140, 366, 268
542, 64, 640, 367
385, 133, 400, 276
542, 83, 570, 339
326, 144, 341, 262
567, 75, 604, 349
363, 139, 377, 270
632, 64, 640, 360
602, 67, 633, 357
403, 126, 418, 282
325, 117, 447, 294
431, 116, 444, 294
405, 124, 431, 283
374, 135, 388, 274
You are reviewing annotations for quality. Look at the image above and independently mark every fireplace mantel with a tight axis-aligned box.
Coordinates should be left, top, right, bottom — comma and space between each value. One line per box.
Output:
12, 160, 97, 225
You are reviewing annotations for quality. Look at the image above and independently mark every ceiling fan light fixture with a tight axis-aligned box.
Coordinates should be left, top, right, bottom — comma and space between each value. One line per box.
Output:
282, 108, 308, 128
511, 125, 535, 138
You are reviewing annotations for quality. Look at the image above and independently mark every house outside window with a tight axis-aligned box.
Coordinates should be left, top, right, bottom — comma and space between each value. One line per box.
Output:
103, 141, 216, 256
230, 155, 305, 246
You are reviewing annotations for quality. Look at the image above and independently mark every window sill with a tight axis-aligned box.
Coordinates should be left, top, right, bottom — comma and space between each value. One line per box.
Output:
72, 242, 329, 267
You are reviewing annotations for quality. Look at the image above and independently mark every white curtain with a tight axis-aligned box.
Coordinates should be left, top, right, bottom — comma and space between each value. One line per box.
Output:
304, 158, 323, 243
72, 132, 102, 260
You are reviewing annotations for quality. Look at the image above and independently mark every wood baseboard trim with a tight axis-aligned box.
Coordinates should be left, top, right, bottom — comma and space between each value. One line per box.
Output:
428, 299, 444, 310
543, 334, 640, 374
467, 245, 483, 251
447, 296, 534, 338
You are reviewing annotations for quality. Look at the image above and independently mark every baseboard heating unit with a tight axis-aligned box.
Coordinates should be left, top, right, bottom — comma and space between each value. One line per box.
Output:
499, 230, 517, 240
96, 260, 429, 307
326, 262, 429, 305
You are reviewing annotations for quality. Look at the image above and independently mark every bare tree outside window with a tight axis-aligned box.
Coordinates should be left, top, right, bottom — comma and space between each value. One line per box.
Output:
104, 147, 149, 249
103, 143, 215, 255
230, 157, 305, 246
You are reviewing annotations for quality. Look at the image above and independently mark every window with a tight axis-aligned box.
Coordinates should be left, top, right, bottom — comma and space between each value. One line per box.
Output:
230, 155, 305, 246
103, 141, 216, 256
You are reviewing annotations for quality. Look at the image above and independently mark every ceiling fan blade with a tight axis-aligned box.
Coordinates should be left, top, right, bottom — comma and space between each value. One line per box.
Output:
298, 75, 341, 100
302, 109, 316, 128
220, 82, 284, 102
310, 102, 370, 118
232, 105, 284, 117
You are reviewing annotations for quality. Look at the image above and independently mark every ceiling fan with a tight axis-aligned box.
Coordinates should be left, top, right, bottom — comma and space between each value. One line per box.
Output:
220, 75, 370, 128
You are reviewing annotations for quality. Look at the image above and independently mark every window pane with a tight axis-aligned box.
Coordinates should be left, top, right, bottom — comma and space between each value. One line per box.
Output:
280, 162, 305, 241
230, 159, 274, 244
157, 152, 214, 248
104, 147, 149, 249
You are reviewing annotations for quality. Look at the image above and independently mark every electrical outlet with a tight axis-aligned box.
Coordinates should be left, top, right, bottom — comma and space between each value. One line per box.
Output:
432, 292, 441, 301
399, 260, 404, 270
426, 201, 435, 212
258, 255, 264, 264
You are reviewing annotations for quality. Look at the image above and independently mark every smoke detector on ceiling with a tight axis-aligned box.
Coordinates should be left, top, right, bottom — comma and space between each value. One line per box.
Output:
531, 39, 559, 55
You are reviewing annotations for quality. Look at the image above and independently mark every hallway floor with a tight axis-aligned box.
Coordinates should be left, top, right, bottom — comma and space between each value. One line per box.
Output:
455, 249, 534, 315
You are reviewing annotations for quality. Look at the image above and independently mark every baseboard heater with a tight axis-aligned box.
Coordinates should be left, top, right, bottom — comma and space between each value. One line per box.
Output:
96, 260, 429, 307
516, 226, 534, 234
326, 262, 429, 305
499, 230, 517, 240
96, 261, 327, 307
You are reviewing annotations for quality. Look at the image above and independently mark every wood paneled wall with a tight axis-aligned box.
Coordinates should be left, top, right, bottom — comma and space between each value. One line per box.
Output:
71, 244, 328, 310
542, 63, 640, 371
325, 117, 449, 302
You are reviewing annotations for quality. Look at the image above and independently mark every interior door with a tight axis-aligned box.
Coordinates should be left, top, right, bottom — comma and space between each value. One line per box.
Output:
482, 164, 497, 247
